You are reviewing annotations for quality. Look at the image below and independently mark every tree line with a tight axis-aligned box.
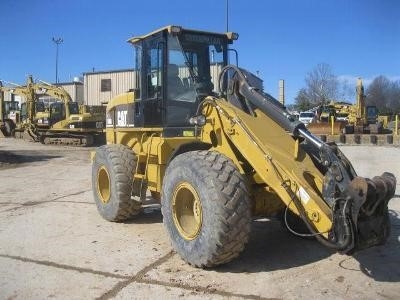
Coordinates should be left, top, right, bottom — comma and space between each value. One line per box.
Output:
295, 63, 400, 114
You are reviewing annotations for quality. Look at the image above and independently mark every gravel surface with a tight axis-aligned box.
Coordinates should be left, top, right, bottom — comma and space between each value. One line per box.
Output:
0, 138, 399, 299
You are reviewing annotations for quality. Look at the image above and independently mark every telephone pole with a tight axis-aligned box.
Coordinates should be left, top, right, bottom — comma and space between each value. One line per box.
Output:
226, 0, 229, 32
52, 37, 63, 83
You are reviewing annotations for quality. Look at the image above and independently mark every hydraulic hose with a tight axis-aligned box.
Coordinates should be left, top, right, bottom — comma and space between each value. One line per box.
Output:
218, 65, 307, 137
281, 180, 353, 251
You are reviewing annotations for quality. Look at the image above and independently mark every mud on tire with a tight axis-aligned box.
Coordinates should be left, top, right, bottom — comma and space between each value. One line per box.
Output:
161, 150, 252, 268
92, 144, 141, 221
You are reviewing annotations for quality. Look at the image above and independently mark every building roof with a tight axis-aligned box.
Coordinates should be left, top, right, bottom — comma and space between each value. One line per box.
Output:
83, 68, 135, 76
55, 81, 83, 86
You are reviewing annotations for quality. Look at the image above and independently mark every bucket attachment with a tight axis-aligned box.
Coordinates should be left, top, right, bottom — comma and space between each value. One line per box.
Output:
307, 122, 344, 135
330, 172, 396, 253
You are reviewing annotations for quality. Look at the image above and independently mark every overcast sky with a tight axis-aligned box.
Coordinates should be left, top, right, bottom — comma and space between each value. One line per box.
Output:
1, 0, 399, 104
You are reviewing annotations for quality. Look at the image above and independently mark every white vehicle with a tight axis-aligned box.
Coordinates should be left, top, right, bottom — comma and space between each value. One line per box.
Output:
336, 113, 349, 122
299, 111, 316, 125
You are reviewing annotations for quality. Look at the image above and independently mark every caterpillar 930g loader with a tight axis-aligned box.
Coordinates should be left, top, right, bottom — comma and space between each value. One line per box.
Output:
92, 26, 396, 268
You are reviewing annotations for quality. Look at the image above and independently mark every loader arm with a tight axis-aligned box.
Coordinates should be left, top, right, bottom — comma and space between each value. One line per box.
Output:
199, 65, 396, 253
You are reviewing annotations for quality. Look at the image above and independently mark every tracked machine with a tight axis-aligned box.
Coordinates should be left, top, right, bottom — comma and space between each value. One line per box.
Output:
92, 26, 396, 267
0, 76, 105, 145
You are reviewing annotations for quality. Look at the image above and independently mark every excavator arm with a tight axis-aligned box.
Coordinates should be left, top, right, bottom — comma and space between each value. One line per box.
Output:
0, 76, 78, 141
0, 76, 38, 139
200, 65, 396, 253
33, 79, 74, 117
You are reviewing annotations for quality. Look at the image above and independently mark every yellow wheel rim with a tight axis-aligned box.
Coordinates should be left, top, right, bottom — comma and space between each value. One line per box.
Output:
97, 166, 111, 204
172, 182, 202, 240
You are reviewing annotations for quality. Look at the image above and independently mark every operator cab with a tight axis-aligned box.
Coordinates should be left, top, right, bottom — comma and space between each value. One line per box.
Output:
49, 101, 79, 125
128, 25, 238, 133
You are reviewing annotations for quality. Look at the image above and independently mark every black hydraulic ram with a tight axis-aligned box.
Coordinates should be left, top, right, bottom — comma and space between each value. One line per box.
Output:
218, 65, 397, 253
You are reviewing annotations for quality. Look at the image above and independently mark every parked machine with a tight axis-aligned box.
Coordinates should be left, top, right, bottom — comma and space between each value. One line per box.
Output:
307, 103, 344, 135
92, 26, 396, 268
0, 76, 105, 145
308, 79, 381, 135
345, 79, 380, 134
0, 76, 38, 139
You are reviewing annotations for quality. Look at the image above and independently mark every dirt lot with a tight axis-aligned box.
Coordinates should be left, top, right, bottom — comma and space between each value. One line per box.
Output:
0, 138, 399, 300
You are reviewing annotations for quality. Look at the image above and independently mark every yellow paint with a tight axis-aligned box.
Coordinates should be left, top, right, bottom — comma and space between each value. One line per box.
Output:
103, 92, 333, 235
172, 182, 203, 240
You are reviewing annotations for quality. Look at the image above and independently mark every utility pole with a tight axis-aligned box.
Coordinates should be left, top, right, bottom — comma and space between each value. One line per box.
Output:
52, 37, 63, 83
226, 0, 229, 32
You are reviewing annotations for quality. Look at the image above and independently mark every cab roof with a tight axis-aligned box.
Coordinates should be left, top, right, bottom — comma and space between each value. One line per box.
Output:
127, 25, 238, 45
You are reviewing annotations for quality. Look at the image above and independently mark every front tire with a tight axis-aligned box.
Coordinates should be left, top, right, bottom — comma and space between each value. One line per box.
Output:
92, 144, 141, 221
161, 150, 252, 267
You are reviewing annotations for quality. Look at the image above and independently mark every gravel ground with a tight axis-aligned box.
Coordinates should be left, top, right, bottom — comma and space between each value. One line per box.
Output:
0, 138, 399, 299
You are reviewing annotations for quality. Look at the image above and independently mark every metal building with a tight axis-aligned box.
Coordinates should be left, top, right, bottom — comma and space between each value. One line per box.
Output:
55, 80, 84, 103
83, 69, 136, 106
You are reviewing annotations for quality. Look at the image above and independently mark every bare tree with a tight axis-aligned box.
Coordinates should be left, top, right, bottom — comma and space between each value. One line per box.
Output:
295, 63, 339, 109
338, 78, 355, 103
388, 80, 400, 112
366, 76, 400, 113
305, 63, 338, 104
295, 88, 313, 111
366, 76, 390, 109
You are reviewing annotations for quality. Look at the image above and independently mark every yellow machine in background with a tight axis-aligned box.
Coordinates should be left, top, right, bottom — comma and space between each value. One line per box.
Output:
0, 76, 40, 139
307, 104, 344, 135
307, 79, 380, 135
345, 78, 380, 133
92, 26, 396, 268
0, 76, 105, 145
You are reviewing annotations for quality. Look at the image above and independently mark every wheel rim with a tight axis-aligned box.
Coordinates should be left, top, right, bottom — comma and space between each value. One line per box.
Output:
172, 182, 202, 240
97, 166, 111, 204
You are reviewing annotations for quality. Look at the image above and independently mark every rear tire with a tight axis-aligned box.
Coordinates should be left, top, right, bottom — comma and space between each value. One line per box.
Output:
161, 150, 252, 267
92, 144, 141, 221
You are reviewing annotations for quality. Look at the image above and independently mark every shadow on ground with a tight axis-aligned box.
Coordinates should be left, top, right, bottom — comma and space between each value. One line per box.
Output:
349, 210, 400, 282
218, 218, 334, 273
216, 211, 400, 282
118, 199, 400, 280
0, 150, 61, 170
126, 206, 163, 224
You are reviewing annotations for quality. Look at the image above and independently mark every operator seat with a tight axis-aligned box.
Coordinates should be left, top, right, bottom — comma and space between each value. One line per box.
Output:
168, 64, 185, 98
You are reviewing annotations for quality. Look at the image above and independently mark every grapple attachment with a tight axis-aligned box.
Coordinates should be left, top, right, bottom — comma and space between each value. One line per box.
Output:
336, 172, 396, 253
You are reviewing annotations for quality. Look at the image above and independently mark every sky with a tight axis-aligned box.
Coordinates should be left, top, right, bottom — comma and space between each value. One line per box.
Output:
1, 0, 399, 104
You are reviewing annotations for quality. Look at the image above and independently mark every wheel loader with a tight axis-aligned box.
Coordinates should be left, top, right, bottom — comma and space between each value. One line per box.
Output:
0, 76, 105, 145
92, 25, 396, 268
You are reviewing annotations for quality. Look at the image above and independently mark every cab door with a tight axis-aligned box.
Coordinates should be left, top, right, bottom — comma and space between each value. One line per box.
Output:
134, 34, 165, 127
49, 102, 65, 125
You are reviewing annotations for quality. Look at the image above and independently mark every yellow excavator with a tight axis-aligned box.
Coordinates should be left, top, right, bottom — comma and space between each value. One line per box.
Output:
0, 76, 105, 145
92, 26, 396, 268
308, 79, 380, 135
0, 76, 39, 139
345, 78, 380, 134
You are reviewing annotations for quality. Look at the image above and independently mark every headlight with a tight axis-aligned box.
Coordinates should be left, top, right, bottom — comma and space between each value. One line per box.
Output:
189, 115, 206, 127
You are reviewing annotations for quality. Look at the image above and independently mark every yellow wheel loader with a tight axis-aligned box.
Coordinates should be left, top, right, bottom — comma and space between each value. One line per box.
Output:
92, 26, 396, 268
